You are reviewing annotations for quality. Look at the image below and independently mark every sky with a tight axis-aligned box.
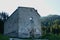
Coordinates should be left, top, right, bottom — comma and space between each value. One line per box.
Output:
0, 0, 60, 17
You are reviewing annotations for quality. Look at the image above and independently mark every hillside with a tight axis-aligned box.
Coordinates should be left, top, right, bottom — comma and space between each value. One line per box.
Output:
41, 15, 60, 40
41, 15, 60, 27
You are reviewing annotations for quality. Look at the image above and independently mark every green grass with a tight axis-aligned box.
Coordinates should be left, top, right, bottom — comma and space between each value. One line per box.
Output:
41, 33, 60, 40
0, 34, 9, 40
0, 33, 60, 40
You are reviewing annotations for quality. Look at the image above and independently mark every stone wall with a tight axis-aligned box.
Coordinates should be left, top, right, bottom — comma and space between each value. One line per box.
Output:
4, 9, 19, 37
4, 7, 42, 38
18, 7, 41, 38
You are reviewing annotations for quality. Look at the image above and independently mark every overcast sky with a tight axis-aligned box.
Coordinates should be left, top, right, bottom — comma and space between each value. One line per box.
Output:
0, 0, 60, 17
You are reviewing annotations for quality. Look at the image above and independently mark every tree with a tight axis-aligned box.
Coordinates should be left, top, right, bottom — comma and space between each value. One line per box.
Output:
0, 12, 9, 34
1, 12, 9, 22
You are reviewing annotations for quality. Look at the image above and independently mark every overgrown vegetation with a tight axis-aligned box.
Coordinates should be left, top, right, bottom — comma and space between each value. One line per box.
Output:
0, 33, 9, 40
0, 12, 9, 40
41, 15, 60, 40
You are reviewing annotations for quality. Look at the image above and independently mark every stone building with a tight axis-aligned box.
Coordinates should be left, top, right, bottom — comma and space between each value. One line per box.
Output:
4, 7, 41, 38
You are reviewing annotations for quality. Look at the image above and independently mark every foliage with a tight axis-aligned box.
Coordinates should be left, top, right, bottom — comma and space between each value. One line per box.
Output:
0, 33, 9, 40
0, 12, 9, 22
0, 12, 9, 40
41, 15, 60, 40
0, 12, 9, 34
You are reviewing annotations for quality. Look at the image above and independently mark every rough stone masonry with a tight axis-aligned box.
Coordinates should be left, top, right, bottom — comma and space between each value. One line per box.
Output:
4, 7, 42, 38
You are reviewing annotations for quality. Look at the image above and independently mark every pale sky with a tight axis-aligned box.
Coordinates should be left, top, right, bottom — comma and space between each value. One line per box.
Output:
0, 0, 60, 17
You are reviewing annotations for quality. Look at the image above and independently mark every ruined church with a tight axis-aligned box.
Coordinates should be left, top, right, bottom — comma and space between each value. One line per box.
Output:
4, 7, 42, 38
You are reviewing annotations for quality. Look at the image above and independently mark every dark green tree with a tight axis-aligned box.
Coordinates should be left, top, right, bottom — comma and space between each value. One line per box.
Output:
0, 12, 9, 34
